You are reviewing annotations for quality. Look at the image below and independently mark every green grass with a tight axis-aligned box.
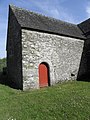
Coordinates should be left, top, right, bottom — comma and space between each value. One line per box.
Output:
0, 81, 90, 120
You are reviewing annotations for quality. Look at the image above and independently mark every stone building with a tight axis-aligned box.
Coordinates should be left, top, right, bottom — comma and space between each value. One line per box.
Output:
6, 5, 90, 90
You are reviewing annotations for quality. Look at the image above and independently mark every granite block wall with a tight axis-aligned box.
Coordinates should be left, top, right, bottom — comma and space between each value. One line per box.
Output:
22, 29, 84, 90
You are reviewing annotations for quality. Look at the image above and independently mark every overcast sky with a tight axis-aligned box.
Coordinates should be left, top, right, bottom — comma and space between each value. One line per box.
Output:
0, 0, 90, 58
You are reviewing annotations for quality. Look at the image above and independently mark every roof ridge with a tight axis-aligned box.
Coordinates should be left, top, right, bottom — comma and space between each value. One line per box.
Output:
9, 4, 86, 40
9, 4, 77, 27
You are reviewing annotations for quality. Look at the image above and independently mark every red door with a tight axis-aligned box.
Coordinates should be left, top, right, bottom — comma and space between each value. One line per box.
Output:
39, 64, 48, 87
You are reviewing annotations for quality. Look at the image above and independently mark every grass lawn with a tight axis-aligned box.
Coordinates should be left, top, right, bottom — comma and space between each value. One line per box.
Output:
0, 81, 90, 120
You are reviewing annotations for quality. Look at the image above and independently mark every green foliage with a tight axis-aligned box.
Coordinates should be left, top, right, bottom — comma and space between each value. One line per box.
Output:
0, 81, 90, 120
0, 58, 6, 72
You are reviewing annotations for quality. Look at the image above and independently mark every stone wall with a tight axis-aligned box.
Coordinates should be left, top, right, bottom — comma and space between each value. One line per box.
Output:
7, 7, 22, 89
22, 29, 84, 90
77, 36, 90, 81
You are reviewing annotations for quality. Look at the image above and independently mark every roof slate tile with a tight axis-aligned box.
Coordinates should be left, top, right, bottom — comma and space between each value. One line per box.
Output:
10, 5, 86, 40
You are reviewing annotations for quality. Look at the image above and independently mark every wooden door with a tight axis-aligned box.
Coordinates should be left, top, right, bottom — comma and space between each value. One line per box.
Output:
39, 64, 48, 87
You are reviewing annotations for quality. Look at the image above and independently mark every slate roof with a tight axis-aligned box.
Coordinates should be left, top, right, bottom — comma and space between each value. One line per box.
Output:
9, 5, 86, 40
78, 18, 90, 34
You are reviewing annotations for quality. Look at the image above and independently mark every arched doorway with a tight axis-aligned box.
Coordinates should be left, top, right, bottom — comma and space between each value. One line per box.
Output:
39, 62, 50, 88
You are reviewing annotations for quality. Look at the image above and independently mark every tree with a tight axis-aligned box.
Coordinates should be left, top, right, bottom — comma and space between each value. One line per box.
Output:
0, 58, 6, 72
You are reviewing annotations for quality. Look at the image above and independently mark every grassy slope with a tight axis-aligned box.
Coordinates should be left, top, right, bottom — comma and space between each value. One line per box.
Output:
0, 81, 90, 120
